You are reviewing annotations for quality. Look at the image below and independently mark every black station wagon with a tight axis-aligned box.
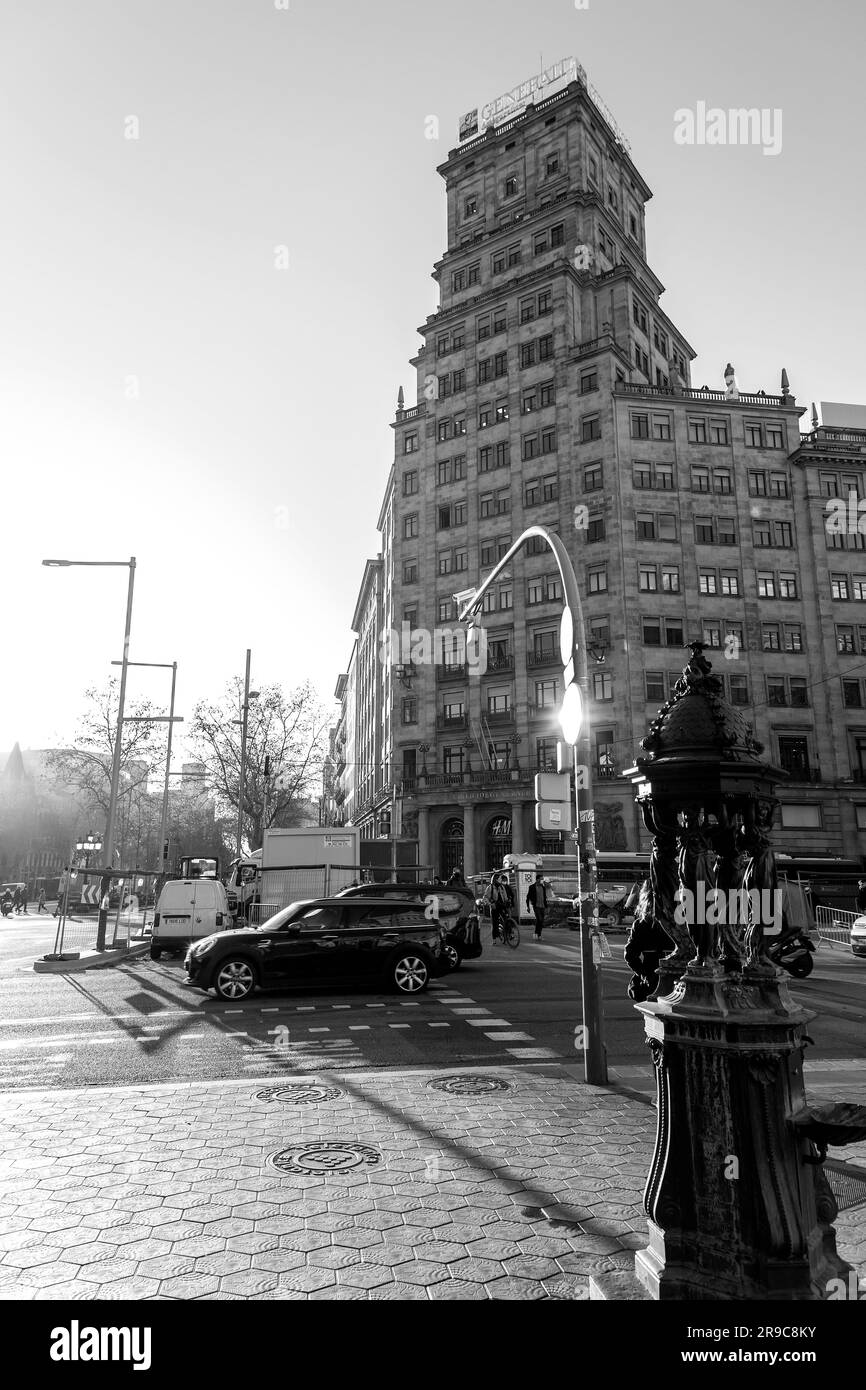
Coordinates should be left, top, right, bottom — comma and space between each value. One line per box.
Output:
183, 897, 447, 1000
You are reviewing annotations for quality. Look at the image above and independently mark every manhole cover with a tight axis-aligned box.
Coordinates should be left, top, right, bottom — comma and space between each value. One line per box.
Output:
256, 1083, 343, 1105
268, 1141, 382, 1175
427, 1074, 511, 1096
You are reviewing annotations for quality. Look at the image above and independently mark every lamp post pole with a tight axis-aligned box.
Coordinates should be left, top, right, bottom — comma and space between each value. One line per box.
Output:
237, 650, 252, 860
459, 525, 606, 1083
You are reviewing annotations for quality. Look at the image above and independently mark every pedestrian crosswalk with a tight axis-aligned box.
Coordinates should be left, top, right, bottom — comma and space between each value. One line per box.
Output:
0, 983, 566, 1089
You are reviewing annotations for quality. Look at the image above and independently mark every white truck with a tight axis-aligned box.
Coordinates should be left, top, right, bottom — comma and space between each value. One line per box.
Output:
225, 827, 361, 922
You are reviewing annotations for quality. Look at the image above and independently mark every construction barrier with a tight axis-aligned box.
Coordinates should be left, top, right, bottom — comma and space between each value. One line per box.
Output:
815, 905, 858, 948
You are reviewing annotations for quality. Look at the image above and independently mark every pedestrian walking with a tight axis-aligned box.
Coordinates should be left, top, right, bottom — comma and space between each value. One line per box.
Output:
13, 887, 23, 914
447, 867, 465, 887
18, 887, 28, 914
526, 872, 549, 940
37, 888, 46, 913
856, 879, 866, 914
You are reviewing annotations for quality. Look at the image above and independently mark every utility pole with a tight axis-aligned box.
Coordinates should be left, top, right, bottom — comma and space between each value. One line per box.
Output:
236, 650, 252, 860
158, 663, 178, 876
98, 558, 136, 949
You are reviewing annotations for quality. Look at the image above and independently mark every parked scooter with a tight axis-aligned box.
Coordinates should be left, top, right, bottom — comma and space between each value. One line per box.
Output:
767, 930, 815, 978
0, 894, 13, 917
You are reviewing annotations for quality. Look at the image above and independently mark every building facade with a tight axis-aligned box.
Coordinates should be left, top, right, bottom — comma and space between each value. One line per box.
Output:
336, 64, 866, 877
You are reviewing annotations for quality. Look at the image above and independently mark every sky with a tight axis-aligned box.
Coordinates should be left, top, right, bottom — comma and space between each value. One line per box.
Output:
1, 0, 864, 764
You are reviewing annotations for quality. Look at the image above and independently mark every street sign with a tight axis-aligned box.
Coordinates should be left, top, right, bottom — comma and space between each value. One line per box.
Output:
535, 801, 574, 833
534, 772, 571, 801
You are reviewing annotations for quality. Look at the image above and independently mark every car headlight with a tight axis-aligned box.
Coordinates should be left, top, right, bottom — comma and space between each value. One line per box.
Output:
190, 936, 219, 958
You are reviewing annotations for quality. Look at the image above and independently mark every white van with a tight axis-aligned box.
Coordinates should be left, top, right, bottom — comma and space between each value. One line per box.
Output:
151, 878, 233, 960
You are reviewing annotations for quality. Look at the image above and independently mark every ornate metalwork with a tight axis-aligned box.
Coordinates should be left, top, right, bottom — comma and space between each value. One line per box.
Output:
427, 1074, 511, 1095
256, 1083, 343, 1105
268, 1141, 382, 1175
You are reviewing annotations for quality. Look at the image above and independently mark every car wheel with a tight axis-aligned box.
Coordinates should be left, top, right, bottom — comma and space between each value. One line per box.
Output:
391, 953, 430, 994
150, 943, 162, 961
443, 943, 460, 971
214, 958, 258, 1001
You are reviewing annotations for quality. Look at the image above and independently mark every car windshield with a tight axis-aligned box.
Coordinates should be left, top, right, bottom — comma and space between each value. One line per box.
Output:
256, 900, 314, 931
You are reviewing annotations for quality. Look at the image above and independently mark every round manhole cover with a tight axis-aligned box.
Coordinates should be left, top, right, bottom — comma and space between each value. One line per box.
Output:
268, 1141, 382, 1175
427, 1074, 511, 1096
256, 1083, 343, 1105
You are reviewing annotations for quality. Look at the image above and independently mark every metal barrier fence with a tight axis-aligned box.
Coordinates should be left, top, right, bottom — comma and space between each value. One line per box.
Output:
49, 869, 157, 958
815, 906, 858, 947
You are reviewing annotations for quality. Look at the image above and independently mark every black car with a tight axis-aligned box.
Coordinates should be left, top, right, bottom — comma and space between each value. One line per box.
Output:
336, 881, 481, 968
183, 897, 447, 1001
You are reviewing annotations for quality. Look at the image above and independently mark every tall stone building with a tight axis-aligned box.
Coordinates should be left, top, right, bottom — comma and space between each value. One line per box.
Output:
335, 62, 866, 878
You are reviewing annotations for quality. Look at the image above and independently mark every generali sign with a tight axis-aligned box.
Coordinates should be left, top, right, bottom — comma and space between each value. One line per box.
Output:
459, 57, 582, 142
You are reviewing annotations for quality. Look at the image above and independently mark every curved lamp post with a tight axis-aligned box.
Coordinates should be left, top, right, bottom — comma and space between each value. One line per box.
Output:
457, 524, 606, 1082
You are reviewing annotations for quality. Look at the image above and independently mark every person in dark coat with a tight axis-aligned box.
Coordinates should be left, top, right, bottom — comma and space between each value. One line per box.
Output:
856, 880, 866, 914
526, 873, 549, 941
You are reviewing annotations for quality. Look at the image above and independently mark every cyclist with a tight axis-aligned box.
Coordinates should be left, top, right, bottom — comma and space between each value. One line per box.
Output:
485, 872, 512, 942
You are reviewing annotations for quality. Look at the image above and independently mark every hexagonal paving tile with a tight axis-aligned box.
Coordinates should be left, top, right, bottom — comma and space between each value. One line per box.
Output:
193, 1251, 252, 1278
136, 1257, 196, 1282
160, 1274, 221, 1299
307, 1247, 361, 1270
225, 1234, 281, 1255
217, 1270, 280, 1296
277, 1267, 337, 1294
338, 1264, 394, 1290
429, 1278, 490, 1301
76, 1260, 139, 1285
254, 1218, 307, 1237
2, 1247, 67, 1269
355, 1212, 405, 1232
368, 1281, 429, 1301
329, 1229, 381, 1251
251, 1250, 308, 1274
486, 1275, 555, 1300
446, 1256, 506, 1283
361, 1245, 415, 1268
396, 1261, 452, 1287
463, 1238, 523, 1261
279, 1231, 331, 1253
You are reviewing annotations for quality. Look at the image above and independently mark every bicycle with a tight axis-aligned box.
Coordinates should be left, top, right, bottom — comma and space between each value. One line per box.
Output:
492, 914, 520, 949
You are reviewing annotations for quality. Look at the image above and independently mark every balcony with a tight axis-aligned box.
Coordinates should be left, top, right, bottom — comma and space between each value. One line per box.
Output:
437, 663, 467, 682
486, 651, 514, 673
594, 762, 619, 781
779, 766, 822, 783
615, 381, 785, 407
527, 649, 559, 669
484, 708, 515, 726
437, 713, 468, 731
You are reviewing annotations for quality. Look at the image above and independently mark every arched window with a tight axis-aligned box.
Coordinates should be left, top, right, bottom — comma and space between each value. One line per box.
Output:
485, 815, 512, 870
439, 818, 464, 878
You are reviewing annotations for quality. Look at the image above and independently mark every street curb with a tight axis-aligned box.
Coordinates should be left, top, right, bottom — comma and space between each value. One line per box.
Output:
33, 941, 150, 974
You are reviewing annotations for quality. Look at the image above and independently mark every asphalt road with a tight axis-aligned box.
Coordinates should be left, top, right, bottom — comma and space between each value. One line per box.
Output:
0, 913, 863, 1093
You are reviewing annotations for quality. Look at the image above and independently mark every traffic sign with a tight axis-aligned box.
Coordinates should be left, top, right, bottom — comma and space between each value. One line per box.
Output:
534, 772, 571, 801
535, 801, 574, 833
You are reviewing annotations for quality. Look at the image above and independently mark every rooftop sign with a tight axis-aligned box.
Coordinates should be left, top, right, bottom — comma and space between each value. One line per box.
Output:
458, 56, 631, 154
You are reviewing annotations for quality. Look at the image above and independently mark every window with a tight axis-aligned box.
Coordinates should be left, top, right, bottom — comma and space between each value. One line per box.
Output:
584, 461, 602, 492
636, 513, 655, 540
691, 467, 710, 493
452, 269, 466, 292
770, 473, 789, 498
703, 622, 721, 648
645, 671, 666, 702
504, 176, 517, 197
587, 514, 605, 543
402, 560, 417, 584
632, 299, 648, 333
498, 584, 512, 610
536, 737, 558, 771
658, 514, 678, 542
656, 464, 674, 490
550, 224, 564, 248
402, 697, 417, 725
837, 625, 856, 653
580, 370, 598, 394
454, 548, 468, 571
538, 333, 554, 360
546, 153, 560, 176
453, 455, 465, 481
588, 565, 608, 594
438, 597, 455, 622
767, 678, 786, 707
478, 446, 492, 473
533, 231, 549, 256
495, 441, 509, 469
534, 679, 558, 709
581, 416, 601, 442
438, 551, 452, 575
593, 671, 613, 700
633, 462, 652, 490
524, 479, 539, 507
403, 514, 418, 539
779, 805, 822, 830
542, 474, 558, 502
766, 424, 784, 449
762, 623, 781, 652
540, 380, 555, 406
757, 572, 776, 598
710, 420, 729, 445
778, 736, 810, 775
831, 574, 850, 600
520, 295, 535, 324
443, 747, 464, 775
720, 571, 739, 596
522, 434, 538, 462
438, 504, 451, 529
465, 195, 477, 217
699, 571, 717, 595
745, 423, 763, 448
688, 419, 707, 444
713, 470, 732, 494
638, 564, 657, 593
403, 604, 417, 626
402, 470, 418, 497
404, 433, 418, 454
507, 242, 521, 266
784, 625, 803, 653
754, 521, 772, 548
728, 675, 749, 706
642, 618, 661, 646
843, 680, 863, 709
749, 471, 767, 497
790, 678, 808, 707
631, 413, 650, 440
541, 427, 556, 455
437, 420, 451, 443
520, 342, 536, 369
778, 573, 798, 599
477, 313, 491, 339
437, 334, 449, 357
521, 386, 537, 414
652, 415, 672, 441
662, 566, 680, 592
855, 579, 866, 601
537, 290, 551, 315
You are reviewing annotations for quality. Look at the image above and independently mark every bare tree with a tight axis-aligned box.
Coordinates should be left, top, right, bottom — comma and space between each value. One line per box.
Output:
46, 680, 164, 863
190, 679, 329, 854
